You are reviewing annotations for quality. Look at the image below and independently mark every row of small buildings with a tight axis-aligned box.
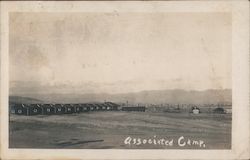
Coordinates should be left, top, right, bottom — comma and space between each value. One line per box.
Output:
10, 102, 146, 116
10, 102, 119, 116
189, 106, 232, 114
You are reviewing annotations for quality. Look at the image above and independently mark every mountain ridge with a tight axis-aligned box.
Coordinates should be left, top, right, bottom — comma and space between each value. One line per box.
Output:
10, 89, 231, 105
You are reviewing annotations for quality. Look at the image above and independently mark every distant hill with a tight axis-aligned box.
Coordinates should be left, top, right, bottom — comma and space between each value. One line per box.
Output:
10, 89, 231, 105
9, 96, 43, 104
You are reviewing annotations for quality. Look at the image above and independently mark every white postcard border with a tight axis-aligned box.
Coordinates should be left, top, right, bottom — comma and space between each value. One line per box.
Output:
1, 1, 249, 160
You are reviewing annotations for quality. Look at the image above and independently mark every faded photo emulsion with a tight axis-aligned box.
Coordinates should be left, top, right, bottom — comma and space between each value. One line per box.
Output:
9, 12, 232, 149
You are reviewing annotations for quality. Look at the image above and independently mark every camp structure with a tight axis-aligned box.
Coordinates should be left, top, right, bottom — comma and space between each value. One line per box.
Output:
104, 102, 119, 111
92, 103, 100, 111
10, 102, 121, 116
213, 107, 225, 114
80, 104, 89, 112
63, 104, 75, 114
87, 104, 95, 111
73, 104, 83, 113
121, 106, 146, 112
10, 104, 16, 114
191, 106, 200, 114
103, 103, 111, 111
10, 104, 28, 115
100, 103, 107, 111
27, 104, 42, 116
54, 104, 66, 114
41, 104, 55, 115
95, 103, 107, 111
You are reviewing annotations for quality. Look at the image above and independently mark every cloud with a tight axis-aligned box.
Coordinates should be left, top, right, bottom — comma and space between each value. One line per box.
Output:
9, 12, 232, 94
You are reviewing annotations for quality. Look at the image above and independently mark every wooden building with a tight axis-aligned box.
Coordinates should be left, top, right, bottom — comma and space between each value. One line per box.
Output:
63, 104, 75, 114
213, 107, 225, 114
10, 104, 28, 115
80, 104, 89, 112
105, 102, 119, 111
73, 104, 82, 113
87, 104, 95, 111
10, 102, 121, 116
54, 104, 66, 114
41, 104, 55, 115
27, 104, 42, 115
192, 106, 200, 114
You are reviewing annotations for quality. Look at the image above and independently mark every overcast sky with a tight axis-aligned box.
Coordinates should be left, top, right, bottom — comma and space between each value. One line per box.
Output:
9, 12, 231, 94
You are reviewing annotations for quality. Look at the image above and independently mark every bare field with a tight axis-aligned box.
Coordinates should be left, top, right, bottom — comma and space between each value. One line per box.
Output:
9, 111, 231, 149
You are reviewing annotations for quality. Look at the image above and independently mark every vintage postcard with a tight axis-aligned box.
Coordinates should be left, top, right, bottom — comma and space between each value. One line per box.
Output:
0, 1, 249, 160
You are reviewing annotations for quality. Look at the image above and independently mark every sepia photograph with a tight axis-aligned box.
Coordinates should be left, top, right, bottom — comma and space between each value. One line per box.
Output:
9, 12, 232, 149
1, 1, 249, 160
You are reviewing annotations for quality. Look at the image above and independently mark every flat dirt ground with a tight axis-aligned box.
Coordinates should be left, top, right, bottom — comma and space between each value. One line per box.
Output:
9, 111, 231, 149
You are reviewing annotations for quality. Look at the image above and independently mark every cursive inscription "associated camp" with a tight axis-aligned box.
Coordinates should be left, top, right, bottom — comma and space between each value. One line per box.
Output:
124, 136, 206, 148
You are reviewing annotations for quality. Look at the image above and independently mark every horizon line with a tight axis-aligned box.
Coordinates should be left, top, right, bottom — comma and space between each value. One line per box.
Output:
9, 88, 232, 96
